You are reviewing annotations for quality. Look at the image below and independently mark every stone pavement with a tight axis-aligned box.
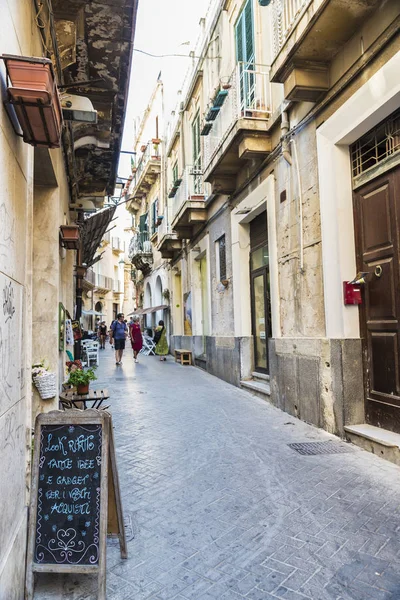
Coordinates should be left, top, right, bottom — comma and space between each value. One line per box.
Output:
35, 347, 400, 600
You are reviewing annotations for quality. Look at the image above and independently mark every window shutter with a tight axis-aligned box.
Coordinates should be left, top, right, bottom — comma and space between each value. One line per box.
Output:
235, 0, 254, 66
139, 213, 147, 233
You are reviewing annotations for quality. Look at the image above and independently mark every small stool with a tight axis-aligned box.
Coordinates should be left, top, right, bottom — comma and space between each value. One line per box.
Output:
174, 349, 192, 366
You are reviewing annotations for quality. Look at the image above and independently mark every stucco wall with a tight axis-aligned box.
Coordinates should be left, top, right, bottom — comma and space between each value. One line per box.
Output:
0, 0, 34, 596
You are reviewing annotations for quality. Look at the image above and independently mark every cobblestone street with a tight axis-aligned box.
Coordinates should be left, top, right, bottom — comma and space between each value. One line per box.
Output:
35, 348, 400, 600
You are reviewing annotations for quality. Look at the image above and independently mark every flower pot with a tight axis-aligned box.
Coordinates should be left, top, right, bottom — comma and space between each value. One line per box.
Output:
77, 383, 89, 395
60, 225, 80, 250
152, 138, 161, 145
140, 144, 146, 152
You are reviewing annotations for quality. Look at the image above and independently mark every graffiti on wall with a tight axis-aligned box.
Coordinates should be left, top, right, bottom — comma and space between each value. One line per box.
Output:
0, 273, 23, 414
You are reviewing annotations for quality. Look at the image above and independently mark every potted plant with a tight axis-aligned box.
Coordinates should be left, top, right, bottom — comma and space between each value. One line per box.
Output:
155, 215, 164, 227
67, 367, 97, 395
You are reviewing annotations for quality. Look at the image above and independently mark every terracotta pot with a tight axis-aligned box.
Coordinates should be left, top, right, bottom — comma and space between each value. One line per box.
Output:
77, 383, 89, 395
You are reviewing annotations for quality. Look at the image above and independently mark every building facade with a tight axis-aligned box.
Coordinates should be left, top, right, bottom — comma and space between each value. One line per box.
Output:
130, 0, 400, 448
0, 1, 137, 596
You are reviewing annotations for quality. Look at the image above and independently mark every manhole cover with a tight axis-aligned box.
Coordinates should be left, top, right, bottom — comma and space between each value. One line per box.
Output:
288, 441, 354, 455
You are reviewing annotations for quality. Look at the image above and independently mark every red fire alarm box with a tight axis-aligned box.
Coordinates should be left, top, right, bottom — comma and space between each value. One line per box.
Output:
343, 281, 362, 305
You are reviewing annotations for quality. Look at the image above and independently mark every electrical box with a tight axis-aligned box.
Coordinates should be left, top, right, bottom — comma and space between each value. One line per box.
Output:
343, 281, 362, 305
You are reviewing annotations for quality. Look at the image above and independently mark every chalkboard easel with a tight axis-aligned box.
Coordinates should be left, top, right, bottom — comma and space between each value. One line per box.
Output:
25, 409, 127, 600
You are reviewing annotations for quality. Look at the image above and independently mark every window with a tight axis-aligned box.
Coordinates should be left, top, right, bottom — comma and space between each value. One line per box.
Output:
172, 161, 179, 184
235, 0, 255, 67
216, 235, 227, 282
235, 0, 255, 110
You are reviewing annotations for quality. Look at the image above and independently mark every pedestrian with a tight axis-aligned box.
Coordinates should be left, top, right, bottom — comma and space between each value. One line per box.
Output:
129, 315, 143, 363
99, 321, 108, 349
110, 313, 128, 365
154, 320, 168, 361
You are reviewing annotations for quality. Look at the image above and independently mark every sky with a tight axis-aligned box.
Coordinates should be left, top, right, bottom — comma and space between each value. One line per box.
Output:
118, 0, 212, 178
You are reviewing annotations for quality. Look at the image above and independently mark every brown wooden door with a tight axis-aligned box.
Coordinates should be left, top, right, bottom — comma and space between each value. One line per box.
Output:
354, 169, 400, 432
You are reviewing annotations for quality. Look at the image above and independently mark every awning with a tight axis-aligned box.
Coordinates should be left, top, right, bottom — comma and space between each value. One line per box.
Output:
82, 205, 116, 268
82, 309, 104, 316
127, 304, 168, 316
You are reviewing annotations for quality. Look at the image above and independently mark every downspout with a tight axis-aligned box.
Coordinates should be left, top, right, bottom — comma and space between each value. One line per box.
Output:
281, 109, 292, 166
291, 137, 304, 274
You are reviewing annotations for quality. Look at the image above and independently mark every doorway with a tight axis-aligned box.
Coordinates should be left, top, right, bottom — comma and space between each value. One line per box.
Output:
199, 255, 209, 353
353, 168, 400, 432
250, 213, 271, 373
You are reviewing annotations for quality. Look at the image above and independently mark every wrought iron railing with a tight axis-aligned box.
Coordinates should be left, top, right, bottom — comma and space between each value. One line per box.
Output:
204, 63, 272, 170
128, 231, 152, 259
128, 141, 161, 197
171, 166, 207, 222
272, 0, 312, 56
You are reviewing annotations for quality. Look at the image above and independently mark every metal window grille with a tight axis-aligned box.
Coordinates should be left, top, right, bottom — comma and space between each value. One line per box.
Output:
218, 235, 226, 281
351, 108, 400, 179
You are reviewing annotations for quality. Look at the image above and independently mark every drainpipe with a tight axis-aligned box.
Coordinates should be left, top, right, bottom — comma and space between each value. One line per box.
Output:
281, 109, 292, 166
291, 137, 304, 274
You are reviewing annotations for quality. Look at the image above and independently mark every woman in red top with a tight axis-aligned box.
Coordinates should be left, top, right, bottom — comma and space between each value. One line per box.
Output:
129, 315, 143, 363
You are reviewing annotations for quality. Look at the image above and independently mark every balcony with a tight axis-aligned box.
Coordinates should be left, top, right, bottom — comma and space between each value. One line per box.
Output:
203, 63, 272, 194
270, 0, 381, 101
126, 141, 161, 213
170, 167, 208, 240
112, 236, 125, 254
113, 279, 124, 294
82, 267, 96, 290
157, 217, 183, 260
95, 274, 113, 294
128, 231, 153, 275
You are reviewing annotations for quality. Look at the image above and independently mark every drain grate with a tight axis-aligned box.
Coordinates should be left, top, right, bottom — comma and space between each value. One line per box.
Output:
288, 441, 354, 456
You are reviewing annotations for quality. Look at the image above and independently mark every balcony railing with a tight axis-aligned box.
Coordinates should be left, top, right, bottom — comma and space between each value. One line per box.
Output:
112, 236, 125, 253
204, 63, 272, 170
128, 231, 152, 259
127, 141, 161, 197
113, 279, 123, 293
84, 267, 96, 285
171, 166, 207, 222
272, 0, 312, 56
128, 231, 153, 275
96, 274, 113, 291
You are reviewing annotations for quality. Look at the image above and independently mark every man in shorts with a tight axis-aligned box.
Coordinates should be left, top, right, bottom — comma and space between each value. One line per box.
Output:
110, 313, 128, 365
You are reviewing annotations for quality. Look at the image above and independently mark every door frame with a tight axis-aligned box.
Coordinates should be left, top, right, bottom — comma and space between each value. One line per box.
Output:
353, 169, 400, 430
250, 265, 269, 374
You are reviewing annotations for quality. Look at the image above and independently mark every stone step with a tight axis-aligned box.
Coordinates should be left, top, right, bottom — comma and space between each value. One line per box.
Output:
344, 424, 400, 466
251, 371, 270, 383
240, 378, 271, 400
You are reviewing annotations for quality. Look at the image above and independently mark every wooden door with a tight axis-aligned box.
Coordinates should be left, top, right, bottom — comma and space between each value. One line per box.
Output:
353, 169, 400, 432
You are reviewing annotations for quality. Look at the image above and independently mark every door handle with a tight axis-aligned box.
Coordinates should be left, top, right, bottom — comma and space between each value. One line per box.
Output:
374, 265, 383, 278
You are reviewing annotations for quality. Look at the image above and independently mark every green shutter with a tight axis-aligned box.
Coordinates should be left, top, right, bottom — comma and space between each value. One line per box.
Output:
192, 112, 201, 170
235, 0, 254, 66
139, 213, 147, 233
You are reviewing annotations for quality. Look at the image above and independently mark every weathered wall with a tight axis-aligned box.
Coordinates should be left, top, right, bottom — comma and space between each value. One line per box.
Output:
0, 0, 34, 596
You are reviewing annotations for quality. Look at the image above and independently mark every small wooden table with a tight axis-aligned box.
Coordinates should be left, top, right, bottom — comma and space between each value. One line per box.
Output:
174, 349, 193, 366
59, 388, 109, 410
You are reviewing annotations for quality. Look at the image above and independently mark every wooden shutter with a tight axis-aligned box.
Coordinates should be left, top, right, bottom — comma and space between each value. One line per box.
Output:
139, 213, 148, 232
235, 0, 254, 66
192, 112, 201, 170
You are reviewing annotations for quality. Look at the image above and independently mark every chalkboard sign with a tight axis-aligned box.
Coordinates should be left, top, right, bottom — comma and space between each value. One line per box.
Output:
26, 409, 126, 600
34, 422, 102, 565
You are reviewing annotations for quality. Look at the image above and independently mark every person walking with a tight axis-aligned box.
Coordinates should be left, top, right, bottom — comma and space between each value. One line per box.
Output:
99, 321, 108, 349
110, 313, 128, 365
129, 315, 143, 363
154, 319, 168, 361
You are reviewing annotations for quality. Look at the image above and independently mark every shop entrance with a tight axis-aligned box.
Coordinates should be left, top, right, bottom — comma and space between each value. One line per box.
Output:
250, 212, 271, 374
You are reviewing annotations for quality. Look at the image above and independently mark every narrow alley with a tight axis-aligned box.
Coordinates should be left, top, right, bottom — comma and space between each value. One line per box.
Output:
35, 351, 400, 600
